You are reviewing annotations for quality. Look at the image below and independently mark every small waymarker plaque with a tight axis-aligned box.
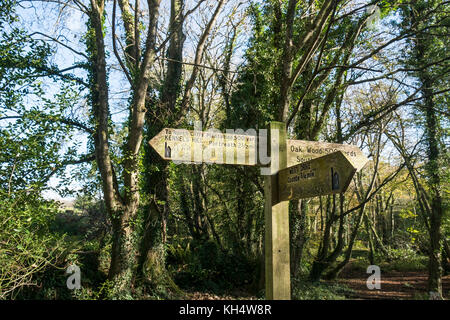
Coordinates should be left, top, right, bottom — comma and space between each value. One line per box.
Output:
149, 128, 257, 165
277, 151, 357, 203
287, 140, 368, 171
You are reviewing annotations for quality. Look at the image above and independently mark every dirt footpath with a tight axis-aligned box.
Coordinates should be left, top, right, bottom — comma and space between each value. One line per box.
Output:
336, 270, 450, 300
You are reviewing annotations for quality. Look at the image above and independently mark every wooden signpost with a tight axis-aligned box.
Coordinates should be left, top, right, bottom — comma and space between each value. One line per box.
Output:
149, 122, 368, 300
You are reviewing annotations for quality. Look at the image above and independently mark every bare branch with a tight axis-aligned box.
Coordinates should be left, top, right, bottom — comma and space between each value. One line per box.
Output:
30, 31, 89, 59
112, 0, 134, 86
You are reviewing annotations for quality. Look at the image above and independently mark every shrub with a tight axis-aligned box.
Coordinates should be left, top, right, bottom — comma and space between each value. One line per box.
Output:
381, 248, 427, 272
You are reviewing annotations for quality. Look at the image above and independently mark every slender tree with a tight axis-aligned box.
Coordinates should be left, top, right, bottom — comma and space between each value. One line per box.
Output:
398, 0, 449, 299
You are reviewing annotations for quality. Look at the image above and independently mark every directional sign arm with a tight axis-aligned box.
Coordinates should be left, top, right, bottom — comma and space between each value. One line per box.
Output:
277, 151, 357, 203
149, 128, 257, 165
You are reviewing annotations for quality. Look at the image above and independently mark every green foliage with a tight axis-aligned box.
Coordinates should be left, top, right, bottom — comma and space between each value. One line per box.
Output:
292, 277, 354, 300
0, 3, 50, 113
381, 248, 428, 272
1, 2, 91, 197
0, 1, 18, 25
0, 189, 111, 299
0, 2, 101, 298
348, 247, 428, 273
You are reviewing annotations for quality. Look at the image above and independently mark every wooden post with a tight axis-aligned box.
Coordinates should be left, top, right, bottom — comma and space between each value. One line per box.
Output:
264, 121, 290, 300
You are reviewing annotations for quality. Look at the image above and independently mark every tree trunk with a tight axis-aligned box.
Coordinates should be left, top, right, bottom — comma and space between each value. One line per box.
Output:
109, 214, 139, 297
422, 78, 443, 298
88, 0, 141, 297
325, 207, 365, 280
364, 211, 375, 265
290, 199, 308, 280
309, 196, 334, 282
138, 0, 185, 293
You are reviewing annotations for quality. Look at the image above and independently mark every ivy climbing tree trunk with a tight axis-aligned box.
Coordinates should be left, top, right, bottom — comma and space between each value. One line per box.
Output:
88, 0, 136, 297
399, 0, 446, 299
421, 72, 444, 298
86, 0, 163, 298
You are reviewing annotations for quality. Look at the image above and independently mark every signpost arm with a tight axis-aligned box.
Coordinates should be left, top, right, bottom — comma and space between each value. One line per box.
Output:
264, 121, 291, 300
